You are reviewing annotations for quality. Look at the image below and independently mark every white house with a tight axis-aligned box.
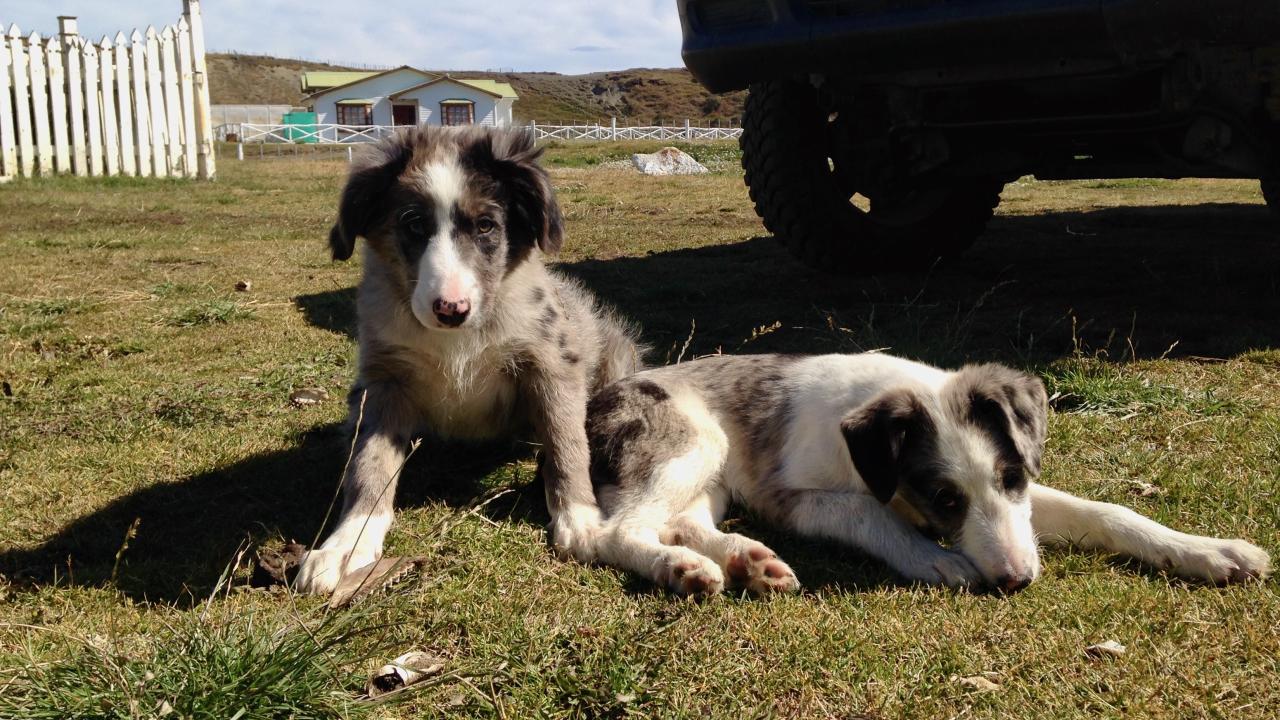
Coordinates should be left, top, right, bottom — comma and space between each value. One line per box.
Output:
304, 66, 518, 128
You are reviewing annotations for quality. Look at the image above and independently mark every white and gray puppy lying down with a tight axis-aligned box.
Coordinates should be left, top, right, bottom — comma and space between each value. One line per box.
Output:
585, 353, 1271, 595
296, 126, 641, 593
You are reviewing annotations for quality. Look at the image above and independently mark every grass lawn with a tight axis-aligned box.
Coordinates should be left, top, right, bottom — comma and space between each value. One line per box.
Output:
1, 141, 1278, 718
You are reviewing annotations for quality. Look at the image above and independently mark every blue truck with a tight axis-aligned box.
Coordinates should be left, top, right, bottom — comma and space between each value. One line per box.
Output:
678, 1, 1280, 272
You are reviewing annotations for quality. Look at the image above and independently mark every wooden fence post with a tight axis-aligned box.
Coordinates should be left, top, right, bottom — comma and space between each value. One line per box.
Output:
82, 41, 104, 176
175, 18, 197, 177
114, 32, 136, 176
144, 27, 168, 177
0, 26, 16, 179
183, 0, 215, 179
64, 36, 89, 176
130, 29, 152, 177
98, 37, 121, 176
8, 26, 34, 177
47, 35, 70, 173
28, 31, 53, 175
159, 25, 183, 175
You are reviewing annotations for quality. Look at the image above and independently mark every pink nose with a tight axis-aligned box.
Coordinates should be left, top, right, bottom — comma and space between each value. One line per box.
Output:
432, 298, 471, 327
995, 574, 1033, 593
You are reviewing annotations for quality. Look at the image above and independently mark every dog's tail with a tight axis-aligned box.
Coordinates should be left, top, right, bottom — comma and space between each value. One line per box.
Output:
595, 311, 649, 388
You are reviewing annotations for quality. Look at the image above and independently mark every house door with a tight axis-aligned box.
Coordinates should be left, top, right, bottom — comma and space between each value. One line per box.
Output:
392, 104, 417, 126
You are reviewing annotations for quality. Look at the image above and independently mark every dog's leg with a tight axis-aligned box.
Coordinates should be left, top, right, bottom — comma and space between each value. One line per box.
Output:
662, 492, 799, 594
775, 490, 984, 588
1030, 483, 1270, 583
596, 413, 730, 596
526, 364, 604, 563
601, 519, 727, 597
296, 384, 417, 594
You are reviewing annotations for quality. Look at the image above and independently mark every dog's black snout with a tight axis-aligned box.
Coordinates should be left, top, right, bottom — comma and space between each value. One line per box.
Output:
432, 298, 471, 327
995, 575, 1032, 594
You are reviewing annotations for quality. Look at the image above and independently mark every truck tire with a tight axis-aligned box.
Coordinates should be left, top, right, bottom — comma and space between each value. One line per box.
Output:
741, 80, 1004, 274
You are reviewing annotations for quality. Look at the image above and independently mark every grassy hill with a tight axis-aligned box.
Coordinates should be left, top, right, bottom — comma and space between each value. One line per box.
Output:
207, 53, 747, 126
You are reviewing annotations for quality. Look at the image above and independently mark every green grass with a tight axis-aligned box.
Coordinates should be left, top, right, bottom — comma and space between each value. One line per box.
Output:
1, 146, 1278, 718
0, 589, 402, 719
1042, 357, 1247, 417
165, 300, 256, 327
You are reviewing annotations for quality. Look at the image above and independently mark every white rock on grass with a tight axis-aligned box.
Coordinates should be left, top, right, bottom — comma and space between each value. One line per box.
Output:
631, 147, 708, 175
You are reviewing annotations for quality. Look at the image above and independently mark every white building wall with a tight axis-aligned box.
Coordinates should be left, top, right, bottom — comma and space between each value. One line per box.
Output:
395, 82, 503, 127
308, 68, 433, 124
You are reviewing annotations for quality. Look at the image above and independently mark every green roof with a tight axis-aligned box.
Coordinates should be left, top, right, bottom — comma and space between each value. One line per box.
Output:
301, 69, 517, 101
389, 76, 519, 100
300, 71, 380, 92
452, 78, 518, 98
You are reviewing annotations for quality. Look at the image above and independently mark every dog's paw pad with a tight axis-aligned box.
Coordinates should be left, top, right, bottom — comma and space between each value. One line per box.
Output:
726, 545, 799, 594
664, 559, 724, 597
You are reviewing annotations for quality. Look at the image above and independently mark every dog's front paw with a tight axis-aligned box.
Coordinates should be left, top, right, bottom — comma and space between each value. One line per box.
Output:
901, 547, 984, 590
295, 546, 379, 595
655, 552, 725, 597
550, 504, 604, 563
1173, 538, 1271, 584
725, 543, 800, 594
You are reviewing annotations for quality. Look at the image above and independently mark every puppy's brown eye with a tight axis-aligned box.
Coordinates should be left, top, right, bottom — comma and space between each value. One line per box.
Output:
476, 217, 495, 234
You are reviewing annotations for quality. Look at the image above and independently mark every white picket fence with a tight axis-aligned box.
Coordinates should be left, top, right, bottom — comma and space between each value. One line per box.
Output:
532, 123, 742, 141
0, 1, 215, 182
236, 123, 400, 144
227, 121, 742, 147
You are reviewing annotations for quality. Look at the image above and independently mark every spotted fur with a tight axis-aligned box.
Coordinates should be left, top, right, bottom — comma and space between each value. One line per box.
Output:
296, 126, 645, 594
585, 353, 1270, 596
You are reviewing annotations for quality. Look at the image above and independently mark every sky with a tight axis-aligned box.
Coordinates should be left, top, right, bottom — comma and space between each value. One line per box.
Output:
0, 1, 685, 74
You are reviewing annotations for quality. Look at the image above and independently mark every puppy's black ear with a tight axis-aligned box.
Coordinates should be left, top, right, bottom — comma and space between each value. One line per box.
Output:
490, 129, 564, 255
328, 133, 415, 261
957, 365, 1049, 477
840, 388, 932, 504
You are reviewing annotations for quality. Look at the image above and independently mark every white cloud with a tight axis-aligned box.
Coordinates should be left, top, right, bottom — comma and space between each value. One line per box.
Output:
0, 0, 684, 73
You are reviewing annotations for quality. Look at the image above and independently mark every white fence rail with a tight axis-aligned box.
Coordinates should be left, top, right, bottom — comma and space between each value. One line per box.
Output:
532, 124, 742, 141
0, 1, 215, 182
228, 121, 742, 147
237, 123, 401, 144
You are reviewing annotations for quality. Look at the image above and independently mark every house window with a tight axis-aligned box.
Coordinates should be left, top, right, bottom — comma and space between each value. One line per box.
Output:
441, 101, 474, 126
335, 103, 372, 125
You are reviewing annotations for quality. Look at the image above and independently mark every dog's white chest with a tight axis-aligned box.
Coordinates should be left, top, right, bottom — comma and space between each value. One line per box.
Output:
411, 347, 522, 440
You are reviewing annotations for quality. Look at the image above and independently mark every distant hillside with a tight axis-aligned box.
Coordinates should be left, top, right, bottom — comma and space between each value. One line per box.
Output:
206, 53, 746, 125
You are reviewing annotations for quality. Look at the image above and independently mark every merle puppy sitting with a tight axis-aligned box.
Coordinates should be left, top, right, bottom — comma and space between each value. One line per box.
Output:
297, 126, 642, 593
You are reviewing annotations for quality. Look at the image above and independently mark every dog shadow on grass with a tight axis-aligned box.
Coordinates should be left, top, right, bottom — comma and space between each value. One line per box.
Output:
0, 426, 550, 604
295, 202, 1280, 364
3, 201, 1277, 603
558, 202, 1280, 366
